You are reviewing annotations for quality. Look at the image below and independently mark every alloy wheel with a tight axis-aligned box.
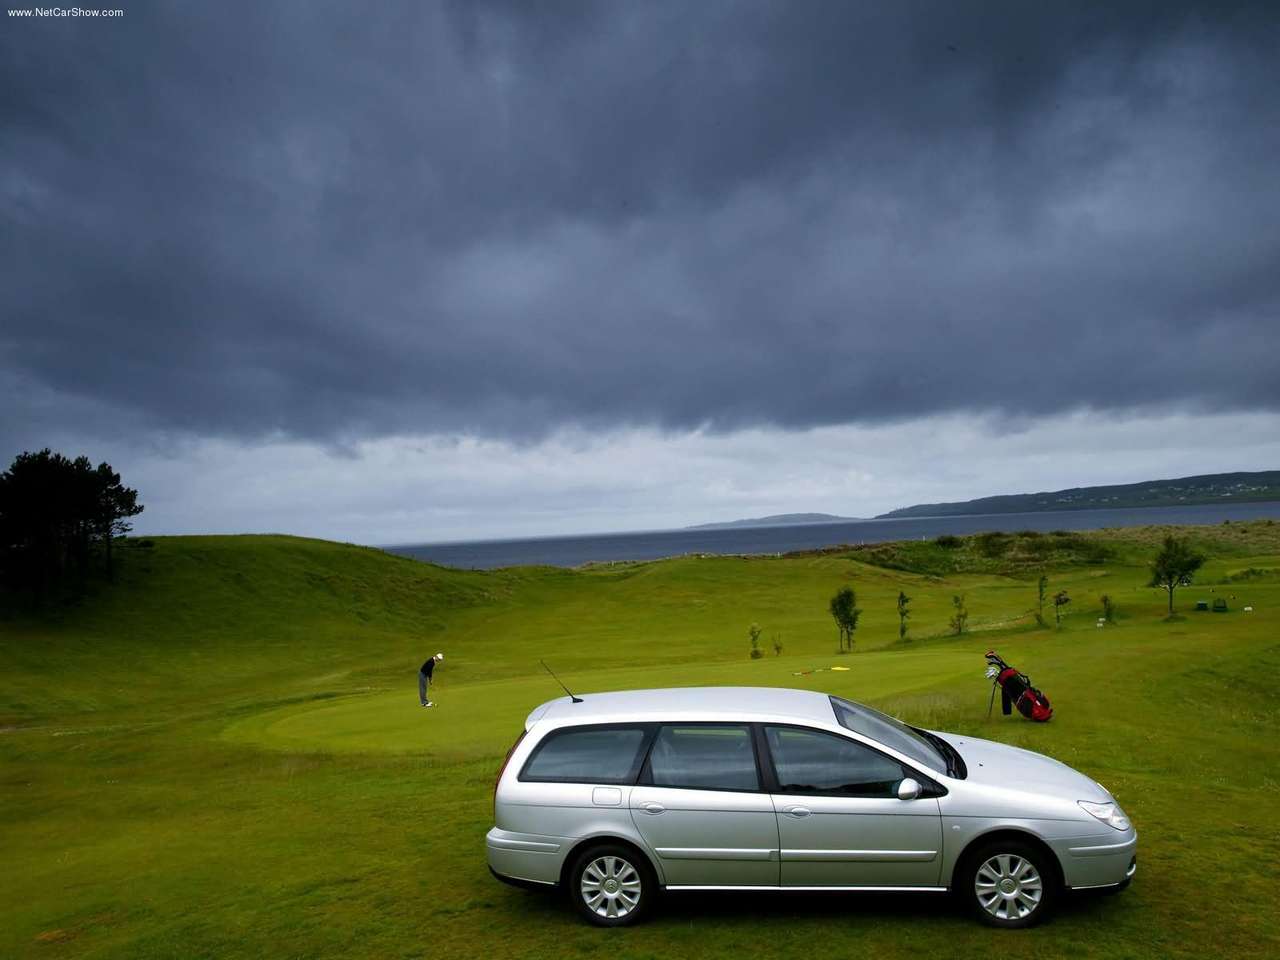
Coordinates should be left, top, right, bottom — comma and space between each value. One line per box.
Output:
974, 853, 1043, 921
579, 855, 642, 920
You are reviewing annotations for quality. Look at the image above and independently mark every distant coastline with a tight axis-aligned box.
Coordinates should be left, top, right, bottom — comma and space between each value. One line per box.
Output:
387, 500, 1280, 570
877, 469, 1280, 519
685, 512, 861, 530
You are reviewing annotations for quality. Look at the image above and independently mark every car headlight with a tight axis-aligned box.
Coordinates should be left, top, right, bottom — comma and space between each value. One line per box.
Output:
1079, 800, 1131, 831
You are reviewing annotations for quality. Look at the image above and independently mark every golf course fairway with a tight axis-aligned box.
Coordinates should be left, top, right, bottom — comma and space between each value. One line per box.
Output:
2, 523, 1278, 959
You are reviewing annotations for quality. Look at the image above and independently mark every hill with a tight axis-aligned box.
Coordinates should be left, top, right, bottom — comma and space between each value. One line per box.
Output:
687, 512, 860, 529
0, 534, 511, 721
877, 469, 1280, 518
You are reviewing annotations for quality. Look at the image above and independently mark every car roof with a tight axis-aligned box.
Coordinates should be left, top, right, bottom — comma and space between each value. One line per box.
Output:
527, 686, 838, 730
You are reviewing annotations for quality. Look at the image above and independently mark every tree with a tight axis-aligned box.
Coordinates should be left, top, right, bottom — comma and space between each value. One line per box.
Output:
1148, 535, 1205, 615
896, 590, 911, 641
748, 623, 763, 659
1053, 589, 1071, 625
0, 449, 143, 595
950, 594, 969, 635
93, 461, 143, 577
1036, 574, 1048, 626
829, 586, 862, 653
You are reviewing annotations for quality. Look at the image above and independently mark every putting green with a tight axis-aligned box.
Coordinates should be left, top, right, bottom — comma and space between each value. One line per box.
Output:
221, 646, 984, 756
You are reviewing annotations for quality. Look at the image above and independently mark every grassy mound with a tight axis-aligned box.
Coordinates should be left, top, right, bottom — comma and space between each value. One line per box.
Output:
848, 529, 1113, 576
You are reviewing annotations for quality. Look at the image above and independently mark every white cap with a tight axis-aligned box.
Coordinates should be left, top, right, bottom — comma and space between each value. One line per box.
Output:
436, 652, 444, 660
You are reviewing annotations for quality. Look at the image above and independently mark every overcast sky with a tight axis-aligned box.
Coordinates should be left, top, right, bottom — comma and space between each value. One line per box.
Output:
4, 1, 1278, 543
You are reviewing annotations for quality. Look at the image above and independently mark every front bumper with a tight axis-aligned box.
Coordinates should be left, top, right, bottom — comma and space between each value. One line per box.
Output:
1055, 829, 1138, 889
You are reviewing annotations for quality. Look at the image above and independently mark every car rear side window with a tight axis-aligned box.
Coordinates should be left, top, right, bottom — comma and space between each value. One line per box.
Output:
765, 725, 905, 797
646, 724, 760, 792
520, 725, 649, 784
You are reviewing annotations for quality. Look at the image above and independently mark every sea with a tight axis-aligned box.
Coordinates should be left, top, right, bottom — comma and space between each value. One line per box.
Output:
384, 501, 1280, 571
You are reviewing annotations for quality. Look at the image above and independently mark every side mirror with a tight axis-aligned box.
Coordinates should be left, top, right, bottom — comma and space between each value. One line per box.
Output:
897, 777, 922, 801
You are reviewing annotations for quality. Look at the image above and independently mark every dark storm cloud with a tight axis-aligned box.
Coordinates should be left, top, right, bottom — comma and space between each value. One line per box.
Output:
3, 0, 1279, 447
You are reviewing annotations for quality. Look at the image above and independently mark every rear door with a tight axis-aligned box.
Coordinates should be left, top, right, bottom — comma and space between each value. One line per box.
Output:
629, 723, 779, 886
763, 725, 943, 888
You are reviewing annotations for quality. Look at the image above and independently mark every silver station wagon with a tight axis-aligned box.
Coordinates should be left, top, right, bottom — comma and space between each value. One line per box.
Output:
487, 687, 1136, 927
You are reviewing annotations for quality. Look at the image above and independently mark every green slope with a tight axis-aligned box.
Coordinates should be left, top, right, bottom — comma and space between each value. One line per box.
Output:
2, 524, 1279, 959
0, 535, 506, 722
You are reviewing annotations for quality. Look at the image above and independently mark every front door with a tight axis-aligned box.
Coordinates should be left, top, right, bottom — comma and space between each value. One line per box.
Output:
764, 725, 943, 887
629, 723, 779, 886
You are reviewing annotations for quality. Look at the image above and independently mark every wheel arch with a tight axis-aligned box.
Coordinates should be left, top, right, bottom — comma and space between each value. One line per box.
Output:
559, 835, 665, 889
950, 828, 1066, 891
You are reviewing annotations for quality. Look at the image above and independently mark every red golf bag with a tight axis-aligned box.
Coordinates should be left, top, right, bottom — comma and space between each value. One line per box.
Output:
985, 651, 1053, 722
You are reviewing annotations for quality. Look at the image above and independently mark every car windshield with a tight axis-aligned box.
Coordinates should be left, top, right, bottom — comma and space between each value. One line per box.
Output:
830, 696, 946, 773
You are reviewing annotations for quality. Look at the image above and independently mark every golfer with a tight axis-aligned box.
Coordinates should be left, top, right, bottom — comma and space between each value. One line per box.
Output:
419, 652, 443, 707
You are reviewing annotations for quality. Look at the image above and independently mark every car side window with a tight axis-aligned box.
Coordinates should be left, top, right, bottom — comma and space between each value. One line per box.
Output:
646, 724, 760, 792
520, 725, 649, 784
765, 726, 905, 797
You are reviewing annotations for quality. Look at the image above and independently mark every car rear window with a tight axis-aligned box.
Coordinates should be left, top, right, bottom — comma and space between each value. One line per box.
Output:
647, 724, 760, 792
520, 725, 649, 784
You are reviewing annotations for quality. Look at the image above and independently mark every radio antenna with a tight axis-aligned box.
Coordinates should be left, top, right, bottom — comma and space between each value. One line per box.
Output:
540, 660, 583, 703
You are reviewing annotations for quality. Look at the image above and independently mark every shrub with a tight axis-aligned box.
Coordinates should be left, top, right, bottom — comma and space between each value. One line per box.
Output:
1023, 537, 1056, 558
1221, 567, 1275, 583
976, 532, 1010, 557
1100, 594, 1115, 622
829, 586, 862, 653
949, 594, 969, 635
1053, 589, 1071, 625
1149, 535, 1206, 615
1076, 540, 1112, 564
934, 534, 962, 549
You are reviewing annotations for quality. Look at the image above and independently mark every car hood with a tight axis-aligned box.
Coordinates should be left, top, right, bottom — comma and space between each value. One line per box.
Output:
937, 733, 1111, 801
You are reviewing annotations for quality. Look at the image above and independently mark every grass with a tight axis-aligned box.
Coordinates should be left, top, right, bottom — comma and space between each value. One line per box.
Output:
2, 521, 1279, 958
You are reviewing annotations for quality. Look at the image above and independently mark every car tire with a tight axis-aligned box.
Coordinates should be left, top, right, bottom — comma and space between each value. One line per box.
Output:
567, 844, 656, 927
960, 840, 1058, 928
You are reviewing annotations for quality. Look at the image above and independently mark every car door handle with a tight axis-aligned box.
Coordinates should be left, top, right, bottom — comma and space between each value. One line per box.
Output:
639, 801, 665, 815
783, 806, 811, 818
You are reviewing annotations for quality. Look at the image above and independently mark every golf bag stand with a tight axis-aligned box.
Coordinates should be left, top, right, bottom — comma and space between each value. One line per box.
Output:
984, 651, 1053, 722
